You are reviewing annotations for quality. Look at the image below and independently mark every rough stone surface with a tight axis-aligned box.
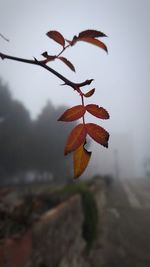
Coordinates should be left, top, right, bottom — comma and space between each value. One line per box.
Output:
25, 179, 107, 267
27, 194, 88, 267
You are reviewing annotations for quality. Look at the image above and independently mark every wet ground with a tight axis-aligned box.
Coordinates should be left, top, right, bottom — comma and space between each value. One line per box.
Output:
105, 177, 150, 267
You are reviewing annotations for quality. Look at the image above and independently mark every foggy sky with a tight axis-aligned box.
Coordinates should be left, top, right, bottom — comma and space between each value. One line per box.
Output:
0, 0, 150, 178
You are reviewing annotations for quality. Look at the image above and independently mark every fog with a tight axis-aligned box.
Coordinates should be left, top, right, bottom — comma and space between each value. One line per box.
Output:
0, 0, 150, 179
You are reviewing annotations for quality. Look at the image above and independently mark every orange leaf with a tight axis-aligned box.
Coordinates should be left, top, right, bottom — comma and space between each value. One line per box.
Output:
83, 88, 95, 98
58, 105, 86, 122
79, 29, 107, 38
75, 37, 108, 53
86, 123, 109, 147
86, 104, 109, 119
46, 30, 65, 47
58, 57, 76, 72
73, 142, 91, 178
64, 124, 87, 155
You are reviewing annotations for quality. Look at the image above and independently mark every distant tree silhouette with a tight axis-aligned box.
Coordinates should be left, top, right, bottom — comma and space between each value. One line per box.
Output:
0, 80, 74, 183
33, 101, 74, 182
0, 80, 31, 176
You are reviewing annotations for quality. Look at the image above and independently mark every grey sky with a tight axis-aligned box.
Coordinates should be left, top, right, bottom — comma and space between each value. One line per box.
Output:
0, 0, 150, 178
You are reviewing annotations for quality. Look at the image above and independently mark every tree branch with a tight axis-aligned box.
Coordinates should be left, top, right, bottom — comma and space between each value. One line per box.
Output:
0, 52, 93, 91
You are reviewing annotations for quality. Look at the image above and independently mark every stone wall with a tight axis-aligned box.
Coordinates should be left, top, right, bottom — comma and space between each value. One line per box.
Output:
0, 179, 108, 267
27, 194, 89, 267
25, 179, 108, 267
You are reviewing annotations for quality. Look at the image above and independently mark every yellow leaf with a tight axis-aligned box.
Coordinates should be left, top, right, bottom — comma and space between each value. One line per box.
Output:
73, 143, 91, 178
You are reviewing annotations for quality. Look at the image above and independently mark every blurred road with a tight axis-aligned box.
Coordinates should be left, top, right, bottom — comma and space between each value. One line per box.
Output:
105, 177, 150, 267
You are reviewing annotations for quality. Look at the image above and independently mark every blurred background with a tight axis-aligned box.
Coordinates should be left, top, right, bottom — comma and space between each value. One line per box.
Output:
0, 0, 150, 182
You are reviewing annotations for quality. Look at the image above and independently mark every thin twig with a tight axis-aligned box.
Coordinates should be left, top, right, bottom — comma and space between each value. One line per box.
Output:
0, 33, 9, 42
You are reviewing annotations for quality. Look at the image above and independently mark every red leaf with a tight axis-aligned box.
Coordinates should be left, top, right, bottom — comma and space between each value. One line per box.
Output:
58, 105, 86, 122
86, 104, 109, 119
58, 57, 76, 72
83, 88, 95, 98
79, 29, 107, 38
46, 30, 65, 47
64, 124, 87, 155
73, 142, 91, 178
86, 123, 109, 147
77, 37, 108, 52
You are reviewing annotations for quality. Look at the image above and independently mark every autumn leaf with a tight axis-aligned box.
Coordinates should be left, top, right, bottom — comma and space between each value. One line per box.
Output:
86, 104, 109, 119
58, 105, 86, 122
77, 37, 108, 52
83, 88, 95, 98
86, 123, 109, 147
58, 56, 76, 72
64, 124, 87, 155
46, 30, 65, 47
69, 29, 108, 52
73, 142, 91, 178
79, 29, 107, 38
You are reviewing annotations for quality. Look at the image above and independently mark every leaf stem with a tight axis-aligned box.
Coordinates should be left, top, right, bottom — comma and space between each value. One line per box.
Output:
81, 93, 85, 124
56, 44, 70, 57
